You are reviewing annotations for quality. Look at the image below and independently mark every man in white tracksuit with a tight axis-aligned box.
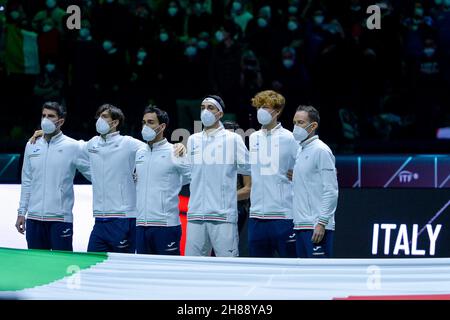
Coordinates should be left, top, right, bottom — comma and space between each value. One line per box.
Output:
135, 106, 191, 255
84, 104, 145, 253
248, 90, 299, 258
292, 105, 338, 258
15, 102, 91, 251
185, 95, 251, 257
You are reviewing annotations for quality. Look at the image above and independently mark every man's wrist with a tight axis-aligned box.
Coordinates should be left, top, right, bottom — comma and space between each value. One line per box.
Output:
317, 216, 328, 226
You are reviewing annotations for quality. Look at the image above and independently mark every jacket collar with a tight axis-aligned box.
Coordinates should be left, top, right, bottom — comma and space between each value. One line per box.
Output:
100, 131, 120, 142
261, 123, 282, 136
300, 135, 319, 148
148, 138, 168, 150
43, 131, 63, 144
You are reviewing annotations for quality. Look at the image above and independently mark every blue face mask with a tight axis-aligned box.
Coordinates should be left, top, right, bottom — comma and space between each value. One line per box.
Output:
198, 40, 208, 49
185, 46, 197, 57
43, 24, 53, 33
258, 17, 268, 28
46, 0, 56, 9
46, 63, 56, 73
80, 28, 91, 39
215, 30, 224, 42
168, 7, 178, 16
283, 59, 294, 69
103, 40, 113, 52
137, 50, 147, 61
232, 1, 242, 12
288, 6, 298, 14
160, 32, 169, 42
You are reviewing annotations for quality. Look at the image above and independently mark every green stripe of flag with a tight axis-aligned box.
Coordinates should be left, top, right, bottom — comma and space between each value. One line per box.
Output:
0, 248, 107, 291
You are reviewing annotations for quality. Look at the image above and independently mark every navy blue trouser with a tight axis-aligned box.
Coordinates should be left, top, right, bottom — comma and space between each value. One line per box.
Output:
26, 219, 73, 251
136, 225, 182, 255
295, 229, 334, 258
87, 218, 136, 253
248, 218, 297, 258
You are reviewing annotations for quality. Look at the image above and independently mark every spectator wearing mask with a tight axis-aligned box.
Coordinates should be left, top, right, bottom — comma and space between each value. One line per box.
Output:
271, 46, 311, 125
246, 5, 283, 78
37, 18, 61, 67
187, 0, 214, 37
95, 39, 127, 103
126, 46, 158, 123
176, 37, 207, 99
238, 49, 263, 129
129, 2, 156, 51
280, 15, 304, 49
152, 27, 182, 109
229, 0, 254, 34
33, 59, 64, 106
159, 1, 186, 37
210, 20, 243, 116
32, 0, 66, 34
92, 0, 131, 49
304, 9, 328, 69
68, 19, 99, 126
414, 38, 445, 137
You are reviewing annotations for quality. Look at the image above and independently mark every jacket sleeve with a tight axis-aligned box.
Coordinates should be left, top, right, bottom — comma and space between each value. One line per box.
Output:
129, 137, 146, 153
289, 137, 300, 169
74, 140, 91, 182
18, 143, 32, 216
316, 148, 339, 226
235, 134, 251, 175
174, 153, 192, 186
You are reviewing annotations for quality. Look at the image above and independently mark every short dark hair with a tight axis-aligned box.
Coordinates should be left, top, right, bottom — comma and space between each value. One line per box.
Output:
143, 105, 169, 127
204, 95, 226, 111
42, 102, 66, 119
296, 105, 320, 126
96, 104, 125, 129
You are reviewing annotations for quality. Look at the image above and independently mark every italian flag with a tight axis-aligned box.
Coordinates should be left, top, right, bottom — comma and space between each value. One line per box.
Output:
2, 247, 450, 300
5, 24, 40, 75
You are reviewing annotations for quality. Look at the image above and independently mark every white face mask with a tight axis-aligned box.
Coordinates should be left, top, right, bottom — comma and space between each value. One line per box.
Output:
141, 125, 161, 142
293, 123, 313, 142
96, 117, 111, 135
201, 110, 218, 127
257, 108, 275, 126
41, 117, 58, 134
